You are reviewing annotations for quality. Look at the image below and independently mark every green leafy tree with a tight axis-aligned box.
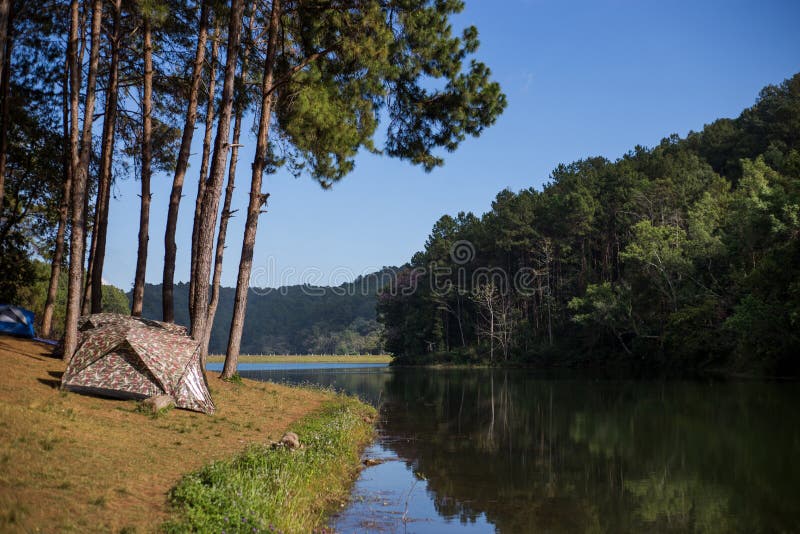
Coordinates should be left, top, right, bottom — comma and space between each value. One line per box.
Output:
219, 0, 507, 377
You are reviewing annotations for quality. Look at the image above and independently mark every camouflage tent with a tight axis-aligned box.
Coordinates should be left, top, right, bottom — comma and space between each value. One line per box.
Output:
62, 315, 214, 414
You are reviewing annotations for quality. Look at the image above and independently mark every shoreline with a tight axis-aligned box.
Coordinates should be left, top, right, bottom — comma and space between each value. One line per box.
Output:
0, 336, 376, 532
166, 397, 375, 533
206, 354, 393, 364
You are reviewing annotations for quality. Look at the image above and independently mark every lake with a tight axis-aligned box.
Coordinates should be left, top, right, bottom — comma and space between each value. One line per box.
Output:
227, 364, 800, 533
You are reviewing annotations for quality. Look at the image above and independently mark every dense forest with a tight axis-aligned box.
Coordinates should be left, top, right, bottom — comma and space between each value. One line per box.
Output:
0, 0, 505, 376
138, 271, 389, 355
380, 74, 800, 375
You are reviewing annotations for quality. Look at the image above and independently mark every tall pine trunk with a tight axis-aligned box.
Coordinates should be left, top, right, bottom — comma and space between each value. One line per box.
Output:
81, 190, 93, 314
0, 0, 12, 212
63, 0, 102, 360
131, 15, 153, 317
202, 1, 256, 360
189, 0, 244, 343
88, 0, 122, 314
41, 55, 73, 338
222, 0, 281, 378
162, 0, 208, 323
0, 0, 9, 91
201, 87, 241, 361
188, 25, 219, 324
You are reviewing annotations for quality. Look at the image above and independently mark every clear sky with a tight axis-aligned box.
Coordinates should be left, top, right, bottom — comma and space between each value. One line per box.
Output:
101, 0, 800, 290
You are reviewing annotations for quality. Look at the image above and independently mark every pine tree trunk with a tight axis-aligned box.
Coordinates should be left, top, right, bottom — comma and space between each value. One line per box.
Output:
0, 0, 12, 213
41, 55, 73, 338
190, 0, 245, 343
63, 0, 102, 361
131, 14, 153, 317
81, 166, 94, 315
162, 0, 208, 323
202, 135, 238, 361
222, 0, 281, 379
88, 0, 122, 315
0, 0, 9, 89
82, 191, 93, 299
188, 25, 219, 324
203, 1, 256, 362
81, 239, 94, 314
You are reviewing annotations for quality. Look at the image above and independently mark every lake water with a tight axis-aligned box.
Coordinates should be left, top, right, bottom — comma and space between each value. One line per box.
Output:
229, 364, 800, 533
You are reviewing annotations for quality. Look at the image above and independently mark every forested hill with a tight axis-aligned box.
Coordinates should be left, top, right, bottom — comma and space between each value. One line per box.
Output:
379, 73, 800, 375
138, 269, 394, 355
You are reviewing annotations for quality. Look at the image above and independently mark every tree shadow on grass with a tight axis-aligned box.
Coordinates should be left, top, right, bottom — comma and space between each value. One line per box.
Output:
0, 337, 57, 360
37, 378, 62, 389
37, 371, 64, 389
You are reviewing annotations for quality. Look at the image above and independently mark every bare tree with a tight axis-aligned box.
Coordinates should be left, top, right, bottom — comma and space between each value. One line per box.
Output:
435, 293, 467, 349
473, 283, 514, 362
534, 238, 554, 346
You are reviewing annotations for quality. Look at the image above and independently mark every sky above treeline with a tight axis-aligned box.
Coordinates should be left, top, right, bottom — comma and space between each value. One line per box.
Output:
102, 0, 800, 290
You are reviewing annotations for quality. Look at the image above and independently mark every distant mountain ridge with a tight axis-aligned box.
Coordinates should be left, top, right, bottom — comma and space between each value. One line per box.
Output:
136, 269, 396, 354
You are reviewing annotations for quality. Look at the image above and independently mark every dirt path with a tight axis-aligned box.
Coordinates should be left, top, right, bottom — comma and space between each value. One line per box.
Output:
0, 336, 328, 533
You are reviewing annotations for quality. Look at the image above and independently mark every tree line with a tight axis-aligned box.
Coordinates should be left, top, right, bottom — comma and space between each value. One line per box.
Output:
379, 74, 800, 375
0, 0, 505, 376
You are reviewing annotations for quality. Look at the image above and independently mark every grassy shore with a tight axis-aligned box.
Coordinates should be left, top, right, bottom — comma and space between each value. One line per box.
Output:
166, 397, 375, 533
0, 336, 374, 533
207, 354, 393, 364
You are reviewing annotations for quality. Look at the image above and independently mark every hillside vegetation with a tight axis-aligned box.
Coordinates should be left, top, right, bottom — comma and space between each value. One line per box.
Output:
380, 74, 800, 375
138, 270, 392, 355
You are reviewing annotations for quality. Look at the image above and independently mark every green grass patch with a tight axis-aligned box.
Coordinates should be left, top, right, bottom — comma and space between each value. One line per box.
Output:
222, 373, 244, 385
164, 396, 376, 533
206, 354, 393, 364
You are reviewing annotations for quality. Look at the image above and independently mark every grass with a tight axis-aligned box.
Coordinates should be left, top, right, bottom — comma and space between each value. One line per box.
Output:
165, 396, 376, 533
207, 354, 393, 364
0, 336, 368, 533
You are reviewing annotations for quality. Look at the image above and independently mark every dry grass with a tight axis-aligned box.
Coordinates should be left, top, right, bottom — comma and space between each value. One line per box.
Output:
0, 336, 334, 533
207, 353, 393, 364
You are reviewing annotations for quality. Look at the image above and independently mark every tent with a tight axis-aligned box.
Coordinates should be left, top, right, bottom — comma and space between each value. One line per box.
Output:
0, 305, 35, 338
62, 315, 214, 414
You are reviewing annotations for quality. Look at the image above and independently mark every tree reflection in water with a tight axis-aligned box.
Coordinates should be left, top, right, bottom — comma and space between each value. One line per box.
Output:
242, 366, 800, 533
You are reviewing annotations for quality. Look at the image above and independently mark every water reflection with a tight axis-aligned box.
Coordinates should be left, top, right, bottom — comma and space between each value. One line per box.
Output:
239, 366, 800, 533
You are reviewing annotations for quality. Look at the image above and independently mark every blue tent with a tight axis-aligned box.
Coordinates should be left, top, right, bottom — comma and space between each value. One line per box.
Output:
0, 305, 35, 338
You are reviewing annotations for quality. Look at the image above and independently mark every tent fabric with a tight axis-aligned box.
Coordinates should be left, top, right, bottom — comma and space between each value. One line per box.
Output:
62, 315, 214, 414
78, 313, 188, 336
0, 305, 35, 338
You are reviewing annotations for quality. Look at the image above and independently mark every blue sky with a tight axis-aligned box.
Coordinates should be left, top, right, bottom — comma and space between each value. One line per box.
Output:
101, 0, 800, 290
